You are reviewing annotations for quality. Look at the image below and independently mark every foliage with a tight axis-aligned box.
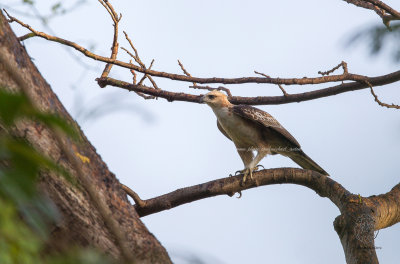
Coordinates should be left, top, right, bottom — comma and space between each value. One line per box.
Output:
0, 89, 111, 264
347, 22, 400, 63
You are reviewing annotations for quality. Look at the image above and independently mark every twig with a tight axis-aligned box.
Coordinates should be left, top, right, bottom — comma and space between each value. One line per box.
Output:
123, 49, 158, 89
123, 31, 145, 69
178, 59, 197, 86
277, 84, 288, 97
137, 59, 155, 86
98, 0, 119, 23
99, 0, 119, 79
122, 184, 146, 208
189, 85, 232, 98
318, 61, 348, 76
365, 81, 400, 109
5, 10, 385, 86
255, 71, 288, 96
134, 92, 157, 100
121, 32, 159, 91
129, 60, 137, 84
254, 71, 271, 78
343, 0, 400, 26
127, 59, 155, 99
18, 32, 36, 41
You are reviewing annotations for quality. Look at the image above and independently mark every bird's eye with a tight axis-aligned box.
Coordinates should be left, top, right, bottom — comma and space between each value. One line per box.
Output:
208, 95, 215, 99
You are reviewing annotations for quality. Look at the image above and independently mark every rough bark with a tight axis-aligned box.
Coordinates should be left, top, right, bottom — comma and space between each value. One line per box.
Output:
0, 12, 171, 263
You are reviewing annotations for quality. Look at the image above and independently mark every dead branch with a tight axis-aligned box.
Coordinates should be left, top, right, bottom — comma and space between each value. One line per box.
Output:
96, 70, 400, 105
318, 61, 348, 76
5, 9, 398, 89
189, 85, 232, 98
178, 59, 197, 86
344, 0, 400, 26
133, 168, 349, 217
99, 0, 120, 78
255, 71, 289, 96
366, 81, 400, 109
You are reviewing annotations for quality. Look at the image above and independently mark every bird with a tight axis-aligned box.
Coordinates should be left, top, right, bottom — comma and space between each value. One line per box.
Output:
201, 90, 328, 183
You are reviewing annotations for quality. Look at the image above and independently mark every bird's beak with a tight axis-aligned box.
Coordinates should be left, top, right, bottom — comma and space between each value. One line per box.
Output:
199, 95, 205, 103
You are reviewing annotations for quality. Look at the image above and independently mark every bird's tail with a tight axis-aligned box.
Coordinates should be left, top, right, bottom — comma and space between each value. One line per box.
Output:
289, 150, 329, 176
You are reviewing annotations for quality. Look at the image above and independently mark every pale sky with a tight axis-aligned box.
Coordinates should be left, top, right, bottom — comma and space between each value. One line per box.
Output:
3, 0, 399, 263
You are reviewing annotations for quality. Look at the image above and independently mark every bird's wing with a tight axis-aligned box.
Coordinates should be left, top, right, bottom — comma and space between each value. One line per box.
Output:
232, 105, 300, 148
217, 120, 232, 141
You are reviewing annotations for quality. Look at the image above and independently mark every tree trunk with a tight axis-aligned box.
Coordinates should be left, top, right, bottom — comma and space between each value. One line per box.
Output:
0, 12, 171, 263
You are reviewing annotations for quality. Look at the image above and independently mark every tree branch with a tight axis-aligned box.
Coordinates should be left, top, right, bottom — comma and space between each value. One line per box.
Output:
132, 168, 350, 217
343, 0, 400, 26
96, 70, 400, 105
4, 9, 398, 88
99, 0, 121, 78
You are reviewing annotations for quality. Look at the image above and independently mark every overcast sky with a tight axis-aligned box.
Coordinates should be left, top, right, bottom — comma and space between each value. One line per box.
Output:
3, 0, 399, 263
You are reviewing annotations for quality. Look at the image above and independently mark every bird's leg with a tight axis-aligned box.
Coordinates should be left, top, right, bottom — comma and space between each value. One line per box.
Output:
246, 150, 269, 180
234, 147, 254, 182
242, 167, 252, 183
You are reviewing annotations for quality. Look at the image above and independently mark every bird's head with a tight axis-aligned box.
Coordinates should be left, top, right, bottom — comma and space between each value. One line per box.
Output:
200, 90, 231, 108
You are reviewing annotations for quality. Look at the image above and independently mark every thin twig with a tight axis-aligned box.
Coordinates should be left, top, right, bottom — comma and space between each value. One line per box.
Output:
137, 60, 155, 86
99, 0, 119, 79
5, 10, 382, 86
189, 85, 232, 98
255, 71, 288, 96
122, 184, 146, 208
365, 81, 400, 109
178, 59, 197, 86
129, 60, 137, 84
318, 61, 348, 76
5, 8, 400, 106
18, 32, 36, 41
123, 31, 145, 69
277, 84, 288, 97
127, 59, 155, 99
98, 0, 118, 23
254, 71, 271, 78
343, 0, 400, 26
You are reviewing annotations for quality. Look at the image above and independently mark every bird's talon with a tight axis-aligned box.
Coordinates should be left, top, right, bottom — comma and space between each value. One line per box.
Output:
254, 164, 265, 171
234, 170, 243, 176
236, 191, 242, 199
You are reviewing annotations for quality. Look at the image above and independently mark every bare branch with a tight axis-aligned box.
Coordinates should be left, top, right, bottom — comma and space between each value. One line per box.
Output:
99, 0, 120, 78
318, 61, 348, 76
277, 84, 289, 96
96, 70, 400, 105
178, 59, 197, 86
7, 10, 396, 88
255, 71, 288, 96
18, 32, 36, 41
132, 168, 350, 217
366, 81, 400, 109
189, 85, 232, 98
122, 184, 146, 208
343, 0, 400, 27
123, 31, 145, 69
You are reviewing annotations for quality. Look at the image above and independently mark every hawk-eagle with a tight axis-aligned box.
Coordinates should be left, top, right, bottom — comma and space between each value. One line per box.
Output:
201, 90, 328, 183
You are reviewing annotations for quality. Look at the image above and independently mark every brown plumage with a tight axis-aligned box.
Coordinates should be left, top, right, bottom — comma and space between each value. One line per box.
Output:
201, 90, 328, 182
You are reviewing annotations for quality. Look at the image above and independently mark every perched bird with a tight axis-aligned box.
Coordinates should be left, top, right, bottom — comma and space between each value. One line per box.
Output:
201, 90, 328, 183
